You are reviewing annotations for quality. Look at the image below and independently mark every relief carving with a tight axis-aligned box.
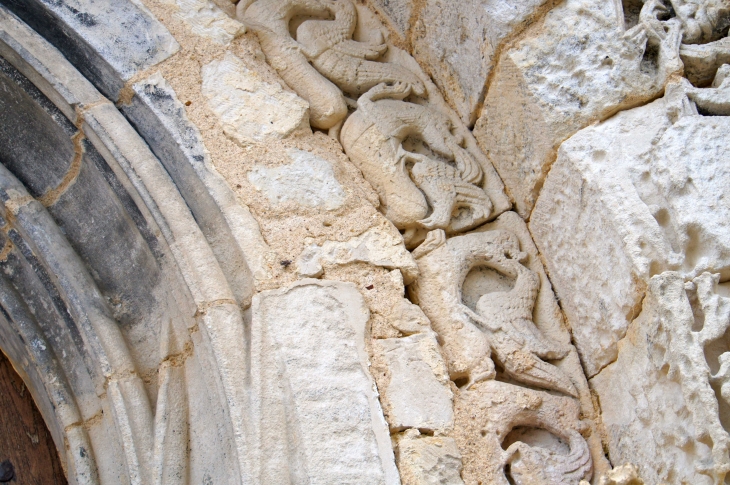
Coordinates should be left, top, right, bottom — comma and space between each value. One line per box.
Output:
340, 82, 491, 243
236, 1, 593, 482
454, 380, 592, 485
409, 230, 576, 397
240, 0, 498, 243
242, 0, 348, 129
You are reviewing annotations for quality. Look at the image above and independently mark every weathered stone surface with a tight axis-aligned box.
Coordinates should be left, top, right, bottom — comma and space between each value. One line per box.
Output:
248, 148, 347, 210
202, 52, 309, 145
250, 279, 399, 484
393, 429, 465, 485
0, 0, 179, 100
531, 85, 730, 376
124, 73, 272, 290
373, 333, 453, 432
453, 380, 592, 485
297, 225, 417, 284
590, 464, 644, 485
0, 4, 105, 122
163, 0, 244, 44
590, 272, 730, 485
407, 0, 549, 125
474, 0, 682, 217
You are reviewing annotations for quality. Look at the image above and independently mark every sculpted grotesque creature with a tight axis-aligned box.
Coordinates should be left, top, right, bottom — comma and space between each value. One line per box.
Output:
242, 0, 347, 129
409, 229, 577, 397
295, 0, 425, 97
640, 0, 730, 84
504, 429, 593, 485
341, 82, 491, 241
241, 0, 424, 131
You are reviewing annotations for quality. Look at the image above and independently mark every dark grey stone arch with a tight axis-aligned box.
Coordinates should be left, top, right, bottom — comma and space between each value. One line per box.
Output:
0, 4, 267, 483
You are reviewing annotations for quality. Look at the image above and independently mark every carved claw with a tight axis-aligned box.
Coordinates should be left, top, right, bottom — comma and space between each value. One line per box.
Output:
412, 229, 446, 259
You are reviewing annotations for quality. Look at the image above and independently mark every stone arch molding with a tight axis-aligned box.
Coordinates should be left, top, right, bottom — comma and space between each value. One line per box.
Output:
0, 2, 299, 484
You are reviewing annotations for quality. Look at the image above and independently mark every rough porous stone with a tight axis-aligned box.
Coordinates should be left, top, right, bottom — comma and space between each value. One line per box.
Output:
248, 148, 347, 210
474, 0, 682, 217
531, 85, 730, 376
591, 272, 730, 485
393, 429, 465, 485
202, 52, 310, 144
163, 0, 245, 44
250, 279, 399, 484
409, 0, 549, 125
297, 225, 418, 284
372, 333, 453, 432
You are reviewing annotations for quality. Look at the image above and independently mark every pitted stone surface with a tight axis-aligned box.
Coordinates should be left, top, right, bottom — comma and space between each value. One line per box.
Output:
250, 279, 399, 484
531, 87, 730, 376
393, 430, 465, 485
202, 52, 310, 144
163, 0, 244, 44
373, 333, 453, 432
248, 149, 347, 211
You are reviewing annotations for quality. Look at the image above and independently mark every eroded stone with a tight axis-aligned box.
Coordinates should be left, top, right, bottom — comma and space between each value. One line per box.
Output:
297, 225, 417, 284
163, 0, 245, 44
590, 271, 730, 485
247, 149, 346, 210
202, 52, 310, 145
474, 0, 682, 217
393, 429, 465, 485
530, 84, 730, 376
250, 279, 399, 484
373, 333, 453, 432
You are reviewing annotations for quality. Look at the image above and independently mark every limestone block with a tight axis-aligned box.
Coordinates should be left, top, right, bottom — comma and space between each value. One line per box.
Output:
249, 279, 399, 484
393, 429, 465, 485
0, 0, 179, 100
369, 0, 411, 37
297, 226, 418, 284
201, 52, 310, 146
530, 88, 730, 376
124, 73, 262, 305
474, 0, 682, 217
590, 272, 730, 485
408, 0, 549, 125
248, 148, 346, 210
373, 333, 453, 432
162, 0, 244, 44
453, 380, 592, 485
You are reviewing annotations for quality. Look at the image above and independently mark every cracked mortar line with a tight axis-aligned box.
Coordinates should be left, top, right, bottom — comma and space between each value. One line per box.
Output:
37, 109, 88, 207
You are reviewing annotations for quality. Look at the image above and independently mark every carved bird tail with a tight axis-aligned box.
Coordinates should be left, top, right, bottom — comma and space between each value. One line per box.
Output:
558, 430, 593, 482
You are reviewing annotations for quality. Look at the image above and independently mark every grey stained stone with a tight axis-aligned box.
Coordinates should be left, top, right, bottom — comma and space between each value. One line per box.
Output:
0, 4, 104, 121
121, 74, 259, 306
0, 0, 179, 100
0, 55, 74, 197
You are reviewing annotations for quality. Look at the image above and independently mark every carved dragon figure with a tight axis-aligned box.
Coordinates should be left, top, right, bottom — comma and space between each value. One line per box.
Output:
340, 81, 490, 240
409, 229, 577, 397
241, 0, 424, 131
640, 0, 730, 85
295, 0, 425, 97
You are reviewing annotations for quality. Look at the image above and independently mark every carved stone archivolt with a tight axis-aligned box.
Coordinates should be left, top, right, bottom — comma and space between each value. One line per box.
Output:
240, 0, 503, 248
238, 0, 600, 482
